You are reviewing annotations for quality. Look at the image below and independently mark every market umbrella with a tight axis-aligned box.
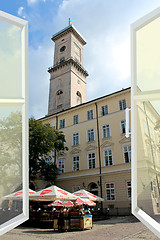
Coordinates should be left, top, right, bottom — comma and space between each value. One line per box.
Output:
73, 197, 86, 206
73, 189, 104, 202
48, 200, 64, 207
3, 189, 36, 200
48, 200, 74, 208
83, 199, 96, 207
30, 185, 77, 201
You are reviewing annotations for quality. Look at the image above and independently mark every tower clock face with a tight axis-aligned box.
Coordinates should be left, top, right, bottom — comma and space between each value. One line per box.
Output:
60, 46, 66, 52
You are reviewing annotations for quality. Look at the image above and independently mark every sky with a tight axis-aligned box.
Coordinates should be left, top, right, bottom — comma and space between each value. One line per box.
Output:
0, 0, 160, 119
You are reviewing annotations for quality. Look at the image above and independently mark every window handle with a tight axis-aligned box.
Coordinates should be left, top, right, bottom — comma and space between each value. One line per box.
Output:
125, 108, 131, 138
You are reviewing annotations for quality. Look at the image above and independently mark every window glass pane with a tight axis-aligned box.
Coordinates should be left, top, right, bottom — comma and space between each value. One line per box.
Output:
136, 99, 160, 219
136, 17, 160, 92
0, 20, 22, 98
0, 104, 23, 224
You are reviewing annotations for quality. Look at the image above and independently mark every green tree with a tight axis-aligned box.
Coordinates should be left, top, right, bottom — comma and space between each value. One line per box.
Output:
29, 117, 68, 183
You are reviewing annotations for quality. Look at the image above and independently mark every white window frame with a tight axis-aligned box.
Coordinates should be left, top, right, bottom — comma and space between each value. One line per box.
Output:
73, 114, 79, 125
105, 183, 115, 201
123, 145, 131, 163
87, 109, 93, 120
119, 99, 127, 110
120, 120, 126, 134
103, 149, 113, 166
87, 152, 96, 169
102, 124, 111, 138
72, 132, 79, 146
87, 128, 95, 142
126, 181, 131, 199
0, 11, 28, 236
72, 155, 80, 171
58, 158, 65, 173
131, 7, 160, 238
101, 104, 108, 116
59, 119, 65, 129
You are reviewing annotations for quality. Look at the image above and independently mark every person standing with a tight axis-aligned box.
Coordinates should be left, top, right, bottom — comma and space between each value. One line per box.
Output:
58, 207, 64, 232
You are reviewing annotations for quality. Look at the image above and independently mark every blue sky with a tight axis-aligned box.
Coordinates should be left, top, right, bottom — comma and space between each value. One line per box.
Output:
1, 0, 160, 119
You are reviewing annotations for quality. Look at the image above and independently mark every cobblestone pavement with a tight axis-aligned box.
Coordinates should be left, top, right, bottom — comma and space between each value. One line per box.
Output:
0, 216, 159, 240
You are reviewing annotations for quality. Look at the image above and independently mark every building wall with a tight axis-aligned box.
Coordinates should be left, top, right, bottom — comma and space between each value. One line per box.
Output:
41, 88, 131, 212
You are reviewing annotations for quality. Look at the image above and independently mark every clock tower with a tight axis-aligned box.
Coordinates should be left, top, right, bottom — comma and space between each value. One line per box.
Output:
48, 24, 88, 115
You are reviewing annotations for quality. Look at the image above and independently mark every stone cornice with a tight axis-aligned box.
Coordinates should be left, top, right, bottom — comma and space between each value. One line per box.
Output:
48, 57, 89, 77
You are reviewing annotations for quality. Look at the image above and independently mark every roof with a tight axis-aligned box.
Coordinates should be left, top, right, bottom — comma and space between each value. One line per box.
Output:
39, 87, 131, 121
51, 24, 86, 45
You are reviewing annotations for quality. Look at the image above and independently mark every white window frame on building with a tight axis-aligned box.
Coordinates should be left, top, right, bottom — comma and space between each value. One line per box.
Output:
73, 114, 79, 125
120, 120, 126, 134
72, 155, 80, 171
104, 149, 113, 166
87, 128, 95, 142
119, 99, 126, 110
72, 132, 79, 146
102, 124, 111, 138
88, 152, 96, 169
58, 158, 65, 173
123, 145, 131, 163
87, 109, 93, 120
0, 10, 28, 236
59, 119, 65, 129
126, 181, 131, 199
101, 104, 108, 116
106, 183, 115, 201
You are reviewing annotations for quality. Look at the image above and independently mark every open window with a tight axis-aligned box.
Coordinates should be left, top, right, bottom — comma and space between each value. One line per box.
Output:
131, 7, 160, 238
0, 11, 28, 236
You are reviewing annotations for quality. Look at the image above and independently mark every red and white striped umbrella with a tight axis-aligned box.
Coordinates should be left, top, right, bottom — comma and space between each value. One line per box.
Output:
48, 200, 74, 208
83, 199, 96, 207
4, 189, 35, 200
73, 189, 104, 202
74, 197, 96, 207
30, 185, 77, 201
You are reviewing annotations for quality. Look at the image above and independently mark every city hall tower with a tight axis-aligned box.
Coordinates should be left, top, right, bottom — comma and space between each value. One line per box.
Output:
48, 24, 88, 115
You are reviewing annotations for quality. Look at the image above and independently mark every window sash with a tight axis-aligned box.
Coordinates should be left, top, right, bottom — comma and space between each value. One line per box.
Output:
88, 153, 96, 169
72, 156, 80, 171
123, 146, 131, 163
103, 125, 110, 138
106, 183, 115, 200
73, 133, 79, 145
87, 110, 93, 120
121, 120, 126, 134
88, 129, 94, 142
104, 150, 113, 166
58, 159, 65, 173
101, 105, 108, 116
73, 115, 79, 125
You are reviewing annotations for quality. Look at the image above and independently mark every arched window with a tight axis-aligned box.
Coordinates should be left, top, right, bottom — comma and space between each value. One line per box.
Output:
56, 89, 63, 108
76, 91, 82, 104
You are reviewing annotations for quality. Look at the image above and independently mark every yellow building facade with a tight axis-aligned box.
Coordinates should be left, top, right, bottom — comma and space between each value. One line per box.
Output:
38, 24, 132, 214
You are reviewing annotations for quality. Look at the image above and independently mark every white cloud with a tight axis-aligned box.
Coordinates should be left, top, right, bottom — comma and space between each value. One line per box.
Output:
27, 0, 38, 5
17, 6, 24, 16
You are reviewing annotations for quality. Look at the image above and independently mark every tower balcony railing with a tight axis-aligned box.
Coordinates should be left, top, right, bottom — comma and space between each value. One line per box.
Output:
48, 57, 89, 76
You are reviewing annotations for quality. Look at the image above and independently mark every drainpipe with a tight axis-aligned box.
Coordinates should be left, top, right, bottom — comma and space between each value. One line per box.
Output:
54, 115, 58, 164
95, 102, 103, 211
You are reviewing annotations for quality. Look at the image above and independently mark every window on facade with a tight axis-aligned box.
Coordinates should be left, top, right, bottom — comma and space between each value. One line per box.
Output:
119, 99, 126, 110
104, 149, 113, 166
123, 146, 131, 163
120, 120, 126, 134
101, 105, 108, 116
73, 133, 79, 146
102, 124, 111, 138
72, 156, 80, 171
87, 110, 93, 120
127, 181, 131, 199
106, 183, 115, 200
56, 90, 63, 108
73, 114, 79, 125
59, 119, 65, 129
88, 152, 96, 169
76, 91, 82, 104
58, 159, 65, 173
87, 129, 95, 142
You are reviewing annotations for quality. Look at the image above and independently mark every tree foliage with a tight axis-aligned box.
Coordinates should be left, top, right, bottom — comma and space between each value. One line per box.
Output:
29, 117, 68, 183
